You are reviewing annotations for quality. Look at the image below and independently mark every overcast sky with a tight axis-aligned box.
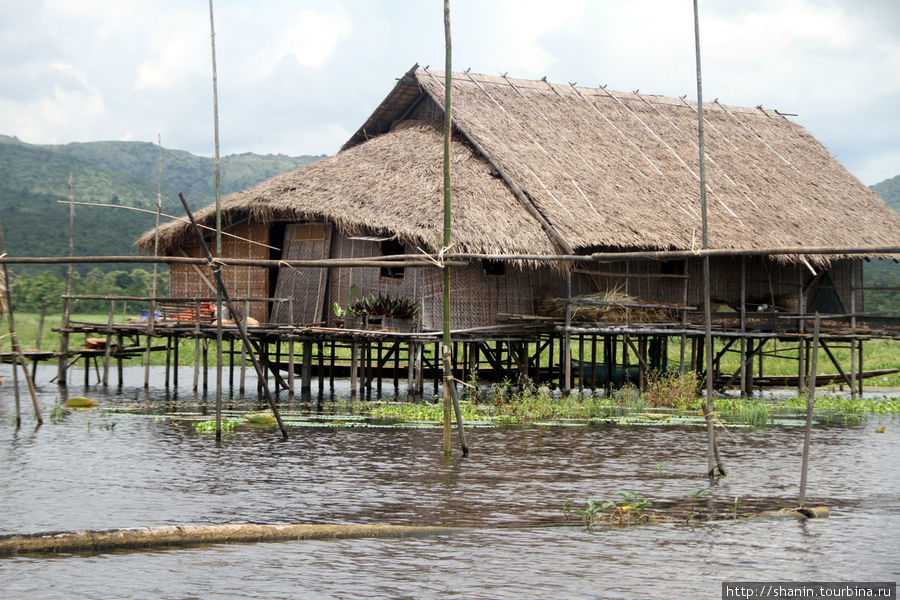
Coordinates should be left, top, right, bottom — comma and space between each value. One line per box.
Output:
1, 0, 897, 185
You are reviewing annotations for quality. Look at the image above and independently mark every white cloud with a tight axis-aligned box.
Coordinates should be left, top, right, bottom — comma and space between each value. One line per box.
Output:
0, 0, 896, 182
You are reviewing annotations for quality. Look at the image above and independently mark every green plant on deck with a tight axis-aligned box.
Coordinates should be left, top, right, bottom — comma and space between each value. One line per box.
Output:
348, 293, 420, 320
732, 496, 742, 519
655, 461, 665, 477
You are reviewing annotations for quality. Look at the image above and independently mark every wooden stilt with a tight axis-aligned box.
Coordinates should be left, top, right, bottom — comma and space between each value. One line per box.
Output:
173, 337, 180, 390
350, 342, 359, 398
116, 333, 124, 388
318, 342, 325, 393
202, 337, 209, 393
301, 340, 312, 393
102, 300, 114, 387
239, 338, 247, 395
165, 335, 172, 388
287, 338, 295, 397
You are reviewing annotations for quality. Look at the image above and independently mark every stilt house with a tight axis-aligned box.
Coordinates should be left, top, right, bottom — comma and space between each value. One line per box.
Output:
138, 66, 900, 330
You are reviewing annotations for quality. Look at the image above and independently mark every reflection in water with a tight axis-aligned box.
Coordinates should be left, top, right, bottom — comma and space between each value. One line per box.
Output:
0, 366, 898, 599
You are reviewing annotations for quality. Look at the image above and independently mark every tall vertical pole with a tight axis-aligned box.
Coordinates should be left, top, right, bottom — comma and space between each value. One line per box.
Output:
209, 0, 224, 441
441, 0, 454, 456
145, 134, 163, 388
57, 173, 75, 386
799, 313, 820, 506
0, 217, 42, 425
693, 0, 725, 477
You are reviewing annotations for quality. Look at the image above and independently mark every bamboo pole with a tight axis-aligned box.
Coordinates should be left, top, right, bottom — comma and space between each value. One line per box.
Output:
2, 246, 896, 268
0, 523, 460, 556
442, 346, 468, 456
208, 0, 225, 441
57, 173, 76, 385
0, 223, 42, 424
799, 313, 820, 506
146, 133, 163, 388
441, 0, 455, 457
694, 0, 725, 478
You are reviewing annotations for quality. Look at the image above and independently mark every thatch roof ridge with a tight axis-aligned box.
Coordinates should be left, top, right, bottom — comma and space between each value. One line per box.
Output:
410, 68, 900, 260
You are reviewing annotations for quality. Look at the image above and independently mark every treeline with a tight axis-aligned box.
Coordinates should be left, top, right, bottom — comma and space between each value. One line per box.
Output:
864, 260, 900, 314
9, 267, 169, 313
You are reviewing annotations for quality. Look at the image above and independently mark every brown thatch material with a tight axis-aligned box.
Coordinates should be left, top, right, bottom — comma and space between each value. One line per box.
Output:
536, 288, 676, 323
140, 66, 900, 264
138, 120, 554, 257
348, 67, 900, 263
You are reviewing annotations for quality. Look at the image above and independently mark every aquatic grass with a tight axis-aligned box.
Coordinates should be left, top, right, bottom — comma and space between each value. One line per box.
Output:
721, 397, 771, 428
779, 394, 900, 414
644, 370, 700, 409
563, 492, 653, 530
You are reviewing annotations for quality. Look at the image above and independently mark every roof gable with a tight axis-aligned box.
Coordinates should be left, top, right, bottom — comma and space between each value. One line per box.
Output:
349, 66, 900, 257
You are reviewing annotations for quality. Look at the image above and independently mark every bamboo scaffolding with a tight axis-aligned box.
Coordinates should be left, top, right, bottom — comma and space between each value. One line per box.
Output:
179, 193, 288, 439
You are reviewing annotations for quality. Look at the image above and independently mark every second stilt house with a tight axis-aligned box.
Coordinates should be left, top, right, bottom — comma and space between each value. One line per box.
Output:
137, 66, 900, 330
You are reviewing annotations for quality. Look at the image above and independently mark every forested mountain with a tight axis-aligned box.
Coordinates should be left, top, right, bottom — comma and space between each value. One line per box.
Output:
0, 135, 323, 212
0, 135, 323, 269
864, 175, 900, 313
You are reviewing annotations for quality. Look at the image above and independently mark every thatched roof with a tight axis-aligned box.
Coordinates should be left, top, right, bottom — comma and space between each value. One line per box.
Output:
139, 119, 554, 255
141, 65, 900, 260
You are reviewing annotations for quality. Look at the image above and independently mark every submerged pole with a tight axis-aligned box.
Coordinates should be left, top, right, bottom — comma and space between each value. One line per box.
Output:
442, 346, 468, 456
799, 313, 820, 506
693, 0, 725, 477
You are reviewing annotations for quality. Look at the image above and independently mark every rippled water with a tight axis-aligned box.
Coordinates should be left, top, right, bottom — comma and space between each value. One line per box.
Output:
1, 366, 898, 599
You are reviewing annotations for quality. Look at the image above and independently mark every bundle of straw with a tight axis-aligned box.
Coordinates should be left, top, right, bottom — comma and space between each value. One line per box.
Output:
536, 288, 675, 323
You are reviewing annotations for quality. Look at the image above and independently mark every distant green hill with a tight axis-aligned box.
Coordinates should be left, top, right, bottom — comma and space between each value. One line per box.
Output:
866, 174, 900, 314
0, 135, 324, 212
870, 174, 900, 214
0, 135, 323, 272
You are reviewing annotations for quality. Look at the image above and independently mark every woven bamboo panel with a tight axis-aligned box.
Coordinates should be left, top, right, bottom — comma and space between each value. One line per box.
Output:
168, 223, 269, 323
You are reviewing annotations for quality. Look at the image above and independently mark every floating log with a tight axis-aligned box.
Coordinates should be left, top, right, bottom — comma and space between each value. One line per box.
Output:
0, 523, 461, 556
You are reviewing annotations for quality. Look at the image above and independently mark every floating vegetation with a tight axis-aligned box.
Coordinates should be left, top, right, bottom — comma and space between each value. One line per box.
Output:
192, 418, 241, 434
66, 396, 98, 408
563, 492, 653, 530
244, 411, 277, 426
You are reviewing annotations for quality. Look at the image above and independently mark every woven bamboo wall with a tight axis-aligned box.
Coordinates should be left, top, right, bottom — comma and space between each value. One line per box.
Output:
168, 223, 269, 322
271, 223, 331, 324
571, 257, 860, 313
